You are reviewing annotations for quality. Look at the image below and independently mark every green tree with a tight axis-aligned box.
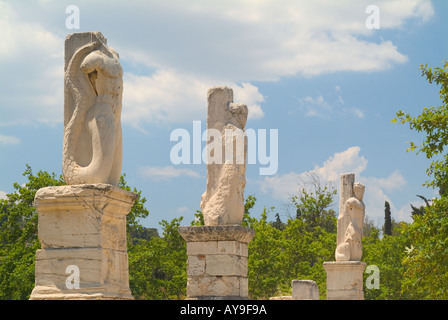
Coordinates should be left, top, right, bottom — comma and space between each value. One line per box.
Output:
246, 180, 337, 299
291, 174, 337, 233
0, 165, 64, 299
384, 201, 392, 236
246, 207, 286, 299
393, 60, 448, 299
118, 174, 151, 244
270, 213, 286, 231
410, 195, 431, 219
362, 222, 410, 300
128, 217, 187, 299
393, 61, 448, 192
401, 199, 448, 299
0, 165, 150, 299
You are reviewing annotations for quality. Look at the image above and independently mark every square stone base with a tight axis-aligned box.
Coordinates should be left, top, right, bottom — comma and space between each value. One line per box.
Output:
323, 261, 366, 300
30, 184, 137, 300
178, 225, 255, 300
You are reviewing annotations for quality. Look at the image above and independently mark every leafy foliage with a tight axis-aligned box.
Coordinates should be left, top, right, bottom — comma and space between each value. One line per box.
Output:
244, 184, 337, 299
0, 165, 63, 299
128, 218, 187, 300
362, 222, 410, 300
392, 60, 448, 299
392, 61, 448, 193
401, 199, 448, 299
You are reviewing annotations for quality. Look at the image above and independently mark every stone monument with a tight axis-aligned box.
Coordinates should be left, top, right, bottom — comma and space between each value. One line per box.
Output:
30, 32, 136, 300
178, 86, 255, 299
323, 173, 366, 300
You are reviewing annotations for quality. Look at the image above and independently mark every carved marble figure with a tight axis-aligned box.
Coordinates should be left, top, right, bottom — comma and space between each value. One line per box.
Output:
335, 182, 365, 261
200, 86, 248, 226
63, 36, 123, 186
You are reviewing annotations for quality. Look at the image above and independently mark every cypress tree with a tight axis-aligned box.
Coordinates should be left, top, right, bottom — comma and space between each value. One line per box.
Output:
384, 200, 392, 236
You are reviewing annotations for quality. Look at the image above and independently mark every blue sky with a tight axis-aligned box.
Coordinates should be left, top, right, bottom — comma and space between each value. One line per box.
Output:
0, 0, 447, 232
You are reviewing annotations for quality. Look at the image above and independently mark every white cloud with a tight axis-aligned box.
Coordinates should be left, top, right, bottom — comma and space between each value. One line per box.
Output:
313, 146, 368, 182
258, 146, 409, 222
298, 94, 333, 118
0, 0, 433, 126
0, 134, 20, 145
123, 71, 265, 128
259, 171, 304, 202
138, 166, 201, 181
123, 70, 209, 127
364, 170, 407, 192
0, 0, 63, 126
233, 82, 265, 120
0, 191, 7, 200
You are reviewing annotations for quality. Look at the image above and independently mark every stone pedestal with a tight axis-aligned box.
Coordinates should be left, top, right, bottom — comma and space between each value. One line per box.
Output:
323, 261, 366, 300
30, 184, 137, 300
178, 225, 255, 300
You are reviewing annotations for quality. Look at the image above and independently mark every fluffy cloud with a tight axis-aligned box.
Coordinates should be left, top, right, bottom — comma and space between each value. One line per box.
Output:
123, 71, 265, 128
313, 146, 368, 182
0, 0, 433, 127
259, 147, 368, 201
113, 0, 425, 80
0, 134, 20, 145
0, 1, 63, 126
258, 146, 410, 222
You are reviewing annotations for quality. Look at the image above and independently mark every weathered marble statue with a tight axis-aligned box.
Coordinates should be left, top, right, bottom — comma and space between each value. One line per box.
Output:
335, 179, 365, 261
30, 32, 135, 300
200, 86, 248, 226
62, 32, 123, 186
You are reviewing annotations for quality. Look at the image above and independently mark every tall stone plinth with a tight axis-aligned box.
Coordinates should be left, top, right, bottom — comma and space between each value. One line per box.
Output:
323, 261, 366, 300
178, 225, 255, 300
30, 184, 137, 300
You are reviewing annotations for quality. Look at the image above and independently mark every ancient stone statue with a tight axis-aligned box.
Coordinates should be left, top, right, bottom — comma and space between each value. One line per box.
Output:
200, 86, 248, 226
335, 180, 365, 261
62, 32, 123, 186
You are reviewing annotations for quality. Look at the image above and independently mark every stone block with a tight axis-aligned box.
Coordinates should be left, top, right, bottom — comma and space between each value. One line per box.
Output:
292, 280, 319, 300
323, 261, 366, 300
187, 276, 242, 298
205, 254, 247, 276
187, 241, 218, 255
218, 240, 248, 256
187, 255, 206, 276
